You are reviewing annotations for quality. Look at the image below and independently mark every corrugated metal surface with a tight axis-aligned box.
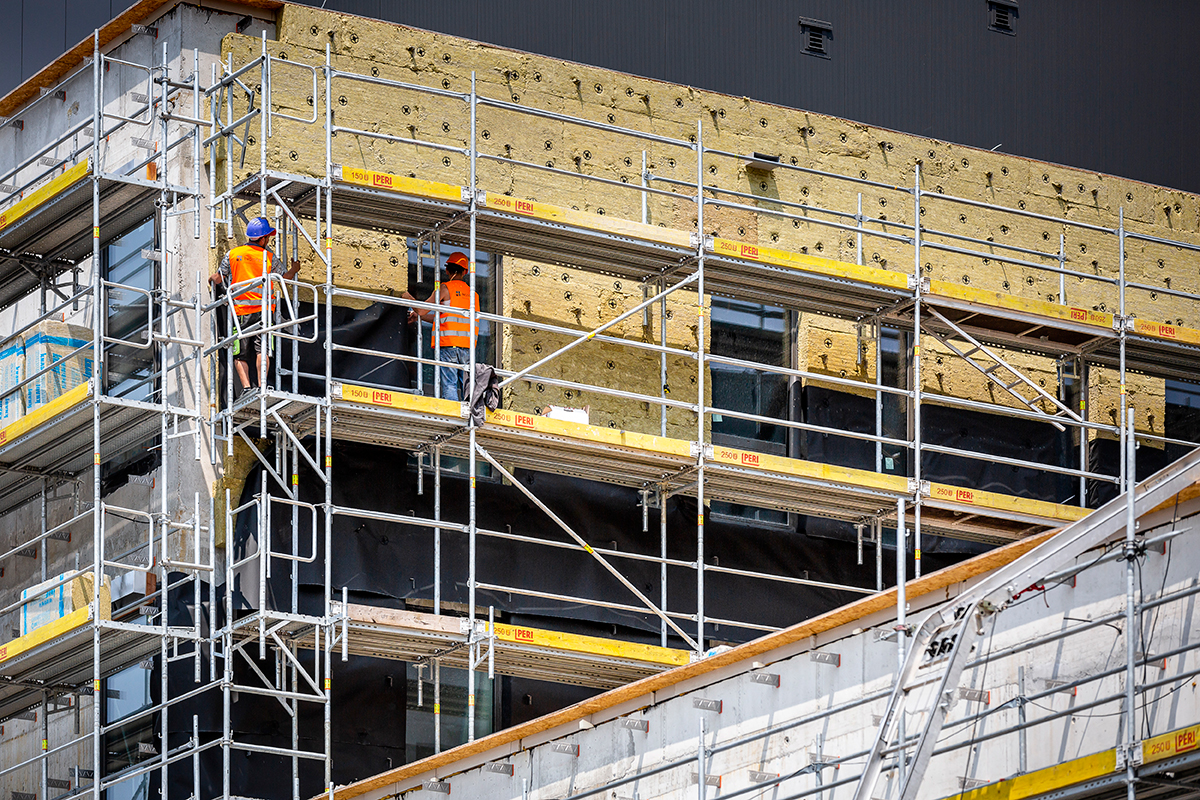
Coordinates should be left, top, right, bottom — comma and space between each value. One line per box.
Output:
5, 0, 1200, 192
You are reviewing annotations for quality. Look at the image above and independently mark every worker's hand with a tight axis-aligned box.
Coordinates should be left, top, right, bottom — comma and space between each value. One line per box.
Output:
290, 259, 300, 272
407, 309, 417, 324
208, 273, 223, 286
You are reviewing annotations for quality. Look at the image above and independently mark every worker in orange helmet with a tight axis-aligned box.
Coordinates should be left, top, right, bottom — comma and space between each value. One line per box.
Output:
402, 251, 479, 402
209, 216, 301, 399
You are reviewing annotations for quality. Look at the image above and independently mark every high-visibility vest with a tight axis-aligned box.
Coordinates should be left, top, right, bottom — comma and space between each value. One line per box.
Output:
228, 244, 273, 316
436, 278, 478, 348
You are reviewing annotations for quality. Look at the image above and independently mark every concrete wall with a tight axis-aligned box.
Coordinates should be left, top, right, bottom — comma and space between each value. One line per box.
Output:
359, 504, 1200, 800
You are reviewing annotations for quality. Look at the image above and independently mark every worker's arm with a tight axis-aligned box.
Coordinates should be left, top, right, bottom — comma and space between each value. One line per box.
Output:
282, 259, 301, 281
403, 286, 448, 324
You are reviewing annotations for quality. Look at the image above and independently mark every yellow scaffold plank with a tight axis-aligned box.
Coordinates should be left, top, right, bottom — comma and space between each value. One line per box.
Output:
488, 622, 690, 667
338, 383, 462, 417
0, 605, 92, 665
0, 160, 91, 232
481, 192, 694, 249
485, 407, 695, 458
926, 481, 1090, 524
708, 237, 911, 291
337, 165, 465, 204
1144, 722, 1200, 764
1131, 317, 1200, 347
927, 280, 1115, 331
948, 749, 1115, 800
0, 381, 90, 447
708, 443, 910, 494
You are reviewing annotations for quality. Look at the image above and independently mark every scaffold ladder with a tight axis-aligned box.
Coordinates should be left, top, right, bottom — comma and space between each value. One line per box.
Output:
852, 444, 1200, 800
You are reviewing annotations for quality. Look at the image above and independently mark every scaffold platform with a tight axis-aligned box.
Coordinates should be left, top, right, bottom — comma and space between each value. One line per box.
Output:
0, 381, 161, 515
0, 605, 160, 723
0, 160, 162, 309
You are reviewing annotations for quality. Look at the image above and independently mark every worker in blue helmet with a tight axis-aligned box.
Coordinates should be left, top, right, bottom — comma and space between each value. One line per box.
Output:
209, 216, 300, 399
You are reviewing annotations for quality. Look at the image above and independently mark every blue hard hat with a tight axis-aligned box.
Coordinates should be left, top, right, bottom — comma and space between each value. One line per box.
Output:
246, 216, 276, 239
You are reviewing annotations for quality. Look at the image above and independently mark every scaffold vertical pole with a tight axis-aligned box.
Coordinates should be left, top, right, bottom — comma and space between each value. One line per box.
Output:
1118, 207, 1127, 489
467, 70, 480, 741
325, 40, 336, 799
912, 163, 923, 579
660, 485, 668, 647
1123, 405, 1137, 800
695, 119, 706, 653
90, 29, 103, 800
896, 495, 907, 786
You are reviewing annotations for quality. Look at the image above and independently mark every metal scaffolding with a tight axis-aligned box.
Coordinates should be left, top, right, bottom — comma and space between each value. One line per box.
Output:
0, 19, 1198, 800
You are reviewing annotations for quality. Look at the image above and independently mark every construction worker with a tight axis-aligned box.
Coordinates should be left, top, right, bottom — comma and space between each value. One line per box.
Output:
209, 216, 301, 399
402, 251, 479, 402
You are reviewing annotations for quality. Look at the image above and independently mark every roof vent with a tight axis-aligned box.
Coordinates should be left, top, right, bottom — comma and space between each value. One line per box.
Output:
988, 0, 1017, 34
798, 17, 833, 58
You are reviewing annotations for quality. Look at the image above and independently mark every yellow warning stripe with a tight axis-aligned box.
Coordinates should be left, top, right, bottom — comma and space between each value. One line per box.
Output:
337, 165, 464, 204
486, 408, 695, 458
0, 381, 90, 448
709, 444, 910, 494
708, 237, 911, 290
927, 280, 1115, 330
926, 481, 1090, 523
0, 160, 91, 232
482, 192, 693, 249
489, 622, 689, 666
0, 605, 93, 665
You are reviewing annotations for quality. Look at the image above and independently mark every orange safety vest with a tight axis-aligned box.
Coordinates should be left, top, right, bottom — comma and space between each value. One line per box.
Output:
228, 244, 274, 316
436, 278, 478, 348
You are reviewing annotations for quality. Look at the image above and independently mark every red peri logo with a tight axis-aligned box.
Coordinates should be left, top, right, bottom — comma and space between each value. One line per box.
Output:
371, 172, 393, 189
741, 452, 760, 466
515, 200, 534, 213
1069, 308, 1087, 322
515, 414, 535, 429
1160, 325, 1177, 339
515, 628, 534, 642
740, 244, 759, 259
955, 488, 975, 503
371, 390, 392, 405
1177, 728, 1198, 753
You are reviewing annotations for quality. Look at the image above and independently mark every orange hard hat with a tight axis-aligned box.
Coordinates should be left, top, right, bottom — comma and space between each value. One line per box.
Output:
445, 252, 469, 272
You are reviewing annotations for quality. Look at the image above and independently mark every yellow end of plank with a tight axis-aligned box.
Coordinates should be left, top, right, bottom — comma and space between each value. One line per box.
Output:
709, 444, 911, 494
490, 622, 689, 667
338, 166, 464, 204
0, 381, 90, 447
708, 237, 911, 290
1132, 317, 1200, 347
927, 280, 1116, 330
0, 160, 91, 232
948, 748, 1114, 800
482, 193, 693, 249
485, 408, 695, 458
927, 481, 1090, 523
0, 605, 93, 665
338, 383, 462, 417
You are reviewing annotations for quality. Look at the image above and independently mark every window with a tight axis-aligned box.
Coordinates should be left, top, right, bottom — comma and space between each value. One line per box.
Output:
798, 17, 833, 58
405, 663, 494, 763
988, 0, 1017, 34
709, 297, 792, 525
405, 245, 498, 392
102, 218, 157, 401
102, 660, 157, 800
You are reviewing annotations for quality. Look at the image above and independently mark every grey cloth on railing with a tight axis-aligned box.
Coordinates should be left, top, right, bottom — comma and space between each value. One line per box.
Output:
470, 364, 501, 425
